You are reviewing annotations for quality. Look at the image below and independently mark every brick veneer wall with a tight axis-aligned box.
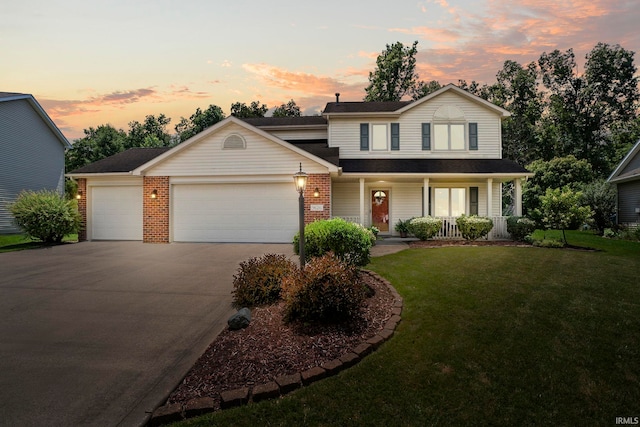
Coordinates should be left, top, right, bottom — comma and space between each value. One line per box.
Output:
77, 178, 87, 241
304, 174, 331, 224
143, 176, 170, 243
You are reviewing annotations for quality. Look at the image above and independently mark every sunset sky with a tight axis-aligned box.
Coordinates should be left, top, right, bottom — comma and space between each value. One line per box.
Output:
3, 0, 639, 141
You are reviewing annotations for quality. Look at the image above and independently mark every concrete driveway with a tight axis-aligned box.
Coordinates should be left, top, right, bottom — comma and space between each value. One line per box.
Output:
0, 241, 294, 427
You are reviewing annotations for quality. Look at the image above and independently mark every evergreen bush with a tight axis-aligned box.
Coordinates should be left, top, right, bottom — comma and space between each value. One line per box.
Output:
456, 215, 494, 241
408, 216, 442, 240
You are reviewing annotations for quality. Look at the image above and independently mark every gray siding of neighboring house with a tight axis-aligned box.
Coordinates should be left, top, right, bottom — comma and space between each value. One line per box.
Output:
0, 99, 66, 233
620, 150, 640, 175
617, 180, 640, 224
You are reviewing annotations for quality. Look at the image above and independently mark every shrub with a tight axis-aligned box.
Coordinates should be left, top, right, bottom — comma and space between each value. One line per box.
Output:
455, 215, 494, 241
507, 216, 537, 242
293, 218, 373, 267
532, 237, 565, 248
281, 253, 365, 323
8, 190, 81, 243
232, 254, 296, 307
408, 216, 442, 240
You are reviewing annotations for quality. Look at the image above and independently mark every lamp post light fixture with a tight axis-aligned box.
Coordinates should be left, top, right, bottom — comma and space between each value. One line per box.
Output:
293, 163, 308, 268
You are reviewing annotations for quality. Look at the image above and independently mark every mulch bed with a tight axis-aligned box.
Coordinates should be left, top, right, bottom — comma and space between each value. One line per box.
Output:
166, 270, 395, 412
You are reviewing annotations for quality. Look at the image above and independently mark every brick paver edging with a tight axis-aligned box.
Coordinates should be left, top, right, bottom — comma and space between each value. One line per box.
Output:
148, 270, 403, 426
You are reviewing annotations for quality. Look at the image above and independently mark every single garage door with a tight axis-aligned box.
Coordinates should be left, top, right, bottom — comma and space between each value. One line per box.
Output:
91, 186, 143, 240
173, 183, 299, 243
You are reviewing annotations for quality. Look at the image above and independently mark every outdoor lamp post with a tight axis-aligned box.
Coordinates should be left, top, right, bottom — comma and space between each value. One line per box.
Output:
294, 163, 308, 268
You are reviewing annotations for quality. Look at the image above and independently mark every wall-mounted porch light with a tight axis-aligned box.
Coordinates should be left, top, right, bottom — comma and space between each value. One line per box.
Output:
150, 189, 158, 199
313, 187, 320, 198
75, 190, 82, 200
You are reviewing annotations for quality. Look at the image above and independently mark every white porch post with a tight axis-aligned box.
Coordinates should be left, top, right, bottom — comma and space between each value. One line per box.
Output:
487, 178, 493, 217
423, 178, 430, 216
515, 178, 522, 216
359, 178, 365, 226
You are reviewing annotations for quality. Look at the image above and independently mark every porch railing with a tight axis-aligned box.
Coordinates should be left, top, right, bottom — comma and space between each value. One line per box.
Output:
333, 215, 511, 240
433, 216, 510, 240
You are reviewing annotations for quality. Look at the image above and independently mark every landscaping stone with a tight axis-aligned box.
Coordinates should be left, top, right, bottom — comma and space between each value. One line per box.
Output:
339, 352, 360, 368
275, 372, 302, 394
227, 307, 251, 330
148, 403, 183, 426
378, 329, 394, 340
391, 306, 402, 316
385, 314, 402, 330
220, 387, 249, 409
301, 366, 327, 385
252, 381, 280, 402
321, 358, 344, 376
353, 342, 372, 356
184, 397, 215, 418
366, 334, 385, 348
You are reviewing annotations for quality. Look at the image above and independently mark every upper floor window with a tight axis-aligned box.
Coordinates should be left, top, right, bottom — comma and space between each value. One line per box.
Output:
434, 123, 465, 150
360, 123, 400, 151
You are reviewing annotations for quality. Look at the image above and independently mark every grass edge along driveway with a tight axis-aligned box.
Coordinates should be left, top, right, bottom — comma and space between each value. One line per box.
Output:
174, 231, 640, 427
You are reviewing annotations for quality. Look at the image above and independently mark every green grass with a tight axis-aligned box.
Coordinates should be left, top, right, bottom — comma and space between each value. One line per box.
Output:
0, 233, 78, 253
175, 231, 640, 426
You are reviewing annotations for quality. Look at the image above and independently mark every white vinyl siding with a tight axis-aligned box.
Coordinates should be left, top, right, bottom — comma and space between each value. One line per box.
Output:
267, 129, 328, 141
331, 182, 360, 219
147, 122, 329, 176
328, 91, 502, 159
172, 183, 298, 243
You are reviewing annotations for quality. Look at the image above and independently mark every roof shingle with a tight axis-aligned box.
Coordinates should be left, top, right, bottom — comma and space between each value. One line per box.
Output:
68, 148, 171, 174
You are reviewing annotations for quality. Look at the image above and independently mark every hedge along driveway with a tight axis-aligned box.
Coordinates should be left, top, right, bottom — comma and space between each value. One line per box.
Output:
0, 241, 294, 427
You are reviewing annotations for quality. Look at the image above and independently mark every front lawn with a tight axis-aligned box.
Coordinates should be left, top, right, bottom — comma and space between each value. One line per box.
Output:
176, 231, 640, 426
0, 234, 78, 253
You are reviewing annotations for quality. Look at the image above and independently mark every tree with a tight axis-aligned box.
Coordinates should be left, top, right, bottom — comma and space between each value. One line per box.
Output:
125, 114, 172, 149
272, 99, 301, 117
175, 104, 225, 142
538, 43, 639, 175
230, 100, 268, 118
411, 80, 441, 100
580, 179, 617, 234
493, 60, 545, 165
537, 187, 592, 245
364, 41, 419, 102
522, 155, 594, 224
65, 124, 127, 171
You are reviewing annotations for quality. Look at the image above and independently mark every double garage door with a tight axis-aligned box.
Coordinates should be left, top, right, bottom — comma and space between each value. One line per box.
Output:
91, 183, 299, 243
173, 183, 299, 243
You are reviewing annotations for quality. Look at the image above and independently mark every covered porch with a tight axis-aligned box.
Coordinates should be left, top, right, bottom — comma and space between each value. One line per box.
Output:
331, 173, 525, 240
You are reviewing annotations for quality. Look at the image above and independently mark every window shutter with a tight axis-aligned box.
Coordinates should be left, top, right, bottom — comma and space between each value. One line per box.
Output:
391, 123, 400, 150
469, 122, 478, 150
360, 123, 369, 151
422, 123, 431, 150
470, 187, 479, 215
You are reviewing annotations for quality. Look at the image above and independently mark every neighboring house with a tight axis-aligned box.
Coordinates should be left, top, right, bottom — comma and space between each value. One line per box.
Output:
0, 92, 71, 233
67, 84, 531, 243
608, 138, 640, 227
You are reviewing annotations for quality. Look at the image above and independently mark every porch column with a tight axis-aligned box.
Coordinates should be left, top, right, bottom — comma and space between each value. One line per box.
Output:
487, 178, 493, 217
515, 178, 522, 216
423, 178, 430, 216
359, 178, 365, 226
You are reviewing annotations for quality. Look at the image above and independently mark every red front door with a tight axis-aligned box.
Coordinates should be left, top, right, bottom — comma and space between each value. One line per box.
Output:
371, 190, 389, 232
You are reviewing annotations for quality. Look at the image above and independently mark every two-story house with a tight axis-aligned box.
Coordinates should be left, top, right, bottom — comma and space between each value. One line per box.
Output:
68, 84, 531, 243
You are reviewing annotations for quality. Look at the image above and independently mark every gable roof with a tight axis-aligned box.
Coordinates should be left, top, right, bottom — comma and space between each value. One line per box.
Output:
322, 84, 510, 118
608, 138, 640, 183
0, 92, 71, 149
133, 115, 340, 175
67, 147, 171, 175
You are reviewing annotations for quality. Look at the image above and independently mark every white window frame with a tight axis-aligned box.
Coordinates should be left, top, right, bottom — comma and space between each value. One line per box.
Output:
371, 124, 388, 151
433, 123, 466, 151
433, 188, 466, 217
